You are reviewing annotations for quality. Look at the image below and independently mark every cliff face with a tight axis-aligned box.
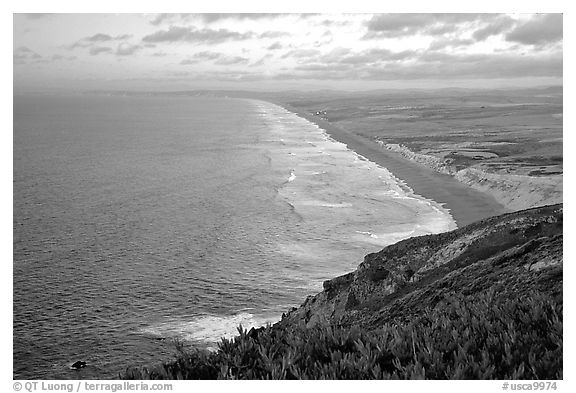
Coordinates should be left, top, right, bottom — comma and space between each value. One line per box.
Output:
454, 168, 563, 211
380, 143, 563, 211
278, 204, 562, 331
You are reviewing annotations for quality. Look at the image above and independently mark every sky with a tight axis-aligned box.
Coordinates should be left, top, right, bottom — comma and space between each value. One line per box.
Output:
13, 13, 563, 92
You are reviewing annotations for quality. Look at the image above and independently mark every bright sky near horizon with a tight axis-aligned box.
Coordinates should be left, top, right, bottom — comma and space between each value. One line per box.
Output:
13, 13, 563, 92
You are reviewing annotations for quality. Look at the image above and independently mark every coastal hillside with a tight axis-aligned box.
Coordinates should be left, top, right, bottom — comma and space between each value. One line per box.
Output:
380, 143, 562, 211
125, 204, 562, 380
277, 203, 562, 329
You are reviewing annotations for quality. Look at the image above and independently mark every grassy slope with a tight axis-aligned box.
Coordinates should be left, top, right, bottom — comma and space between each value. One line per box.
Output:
123, 204, 562, 380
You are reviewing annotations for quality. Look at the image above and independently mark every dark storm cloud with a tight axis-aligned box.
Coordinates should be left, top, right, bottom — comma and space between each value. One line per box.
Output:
142, 26, 254, 44
364, 13, 497, 38
505, 14, 563, 46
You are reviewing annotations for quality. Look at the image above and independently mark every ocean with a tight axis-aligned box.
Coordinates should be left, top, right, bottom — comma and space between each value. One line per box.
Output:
13, 94, 456, 379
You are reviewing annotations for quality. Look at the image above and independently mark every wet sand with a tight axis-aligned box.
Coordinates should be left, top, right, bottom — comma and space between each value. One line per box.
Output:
280, 103, 509, 228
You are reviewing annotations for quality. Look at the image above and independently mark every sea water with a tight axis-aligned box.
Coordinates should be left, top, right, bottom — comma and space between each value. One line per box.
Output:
13, 95, 455, 379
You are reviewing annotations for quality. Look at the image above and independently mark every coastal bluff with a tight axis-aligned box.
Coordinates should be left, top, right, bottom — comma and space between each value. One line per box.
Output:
126, 204, 562, 379
277, 203, 562, 331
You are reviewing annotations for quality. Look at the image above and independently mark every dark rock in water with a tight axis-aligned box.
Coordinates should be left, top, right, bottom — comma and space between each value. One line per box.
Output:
70, 361, 87, 370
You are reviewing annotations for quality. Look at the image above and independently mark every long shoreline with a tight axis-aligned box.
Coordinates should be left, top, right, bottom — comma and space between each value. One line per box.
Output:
276, 102, 509, 228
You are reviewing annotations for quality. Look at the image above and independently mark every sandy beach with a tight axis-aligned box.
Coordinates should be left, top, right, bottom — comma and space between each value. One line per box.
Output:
280, 103, 509, 228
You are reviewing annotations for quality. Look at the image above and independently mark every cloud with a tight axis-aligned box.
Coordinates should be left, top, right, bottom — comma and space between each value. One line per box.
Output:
215, 56, 249, 65
505, 14, 562, 46
193, 51, 223, 60
320, 19, 352, 27
267, 42, 283, 50
70, 33, 134, 49
307, 47, 416, 66
472, 16, 515, 41
89, 46, 113, 56
366, 13, 431, 34
281, 49, 321, 59
142, 26, 254, 44
180, 51, 249, 66
85, 33, 132, 42
13, 46, 42, 64
198, 13, 283, 23
280, 47, 421, 67
316, 47, 352, 63
116, 43, 141, 56
149, 13, 189, 26
51, 54, 77, 61
258, 31, 289, 39
274, 48, 561, 82
149, 13, 283, 26
74, 39, 142, 57
365, 13, 496, 38
428, 38, 476, 51
164, 69, 262, 82
180, 51, 223, 64
250, 54, 272, 67
14, 47, 78, 65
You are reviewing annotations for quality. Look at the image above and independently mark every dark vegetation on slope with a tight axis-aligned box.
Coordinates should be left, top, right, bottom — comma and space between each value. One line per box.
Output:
123, 204, 562, 380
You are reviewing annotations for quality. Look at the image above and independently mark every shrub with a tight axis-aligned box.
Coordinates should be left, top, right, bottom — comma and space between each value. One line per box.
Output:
123, 290, 562, 380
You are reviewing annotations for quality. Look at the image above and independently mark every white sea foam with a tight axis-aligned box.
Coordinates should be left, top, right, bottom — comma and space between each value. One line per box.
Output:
299, 200, 353, 208
249, 99, 457, 255
140, 312, 279, 347
355, 230, 379, 239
